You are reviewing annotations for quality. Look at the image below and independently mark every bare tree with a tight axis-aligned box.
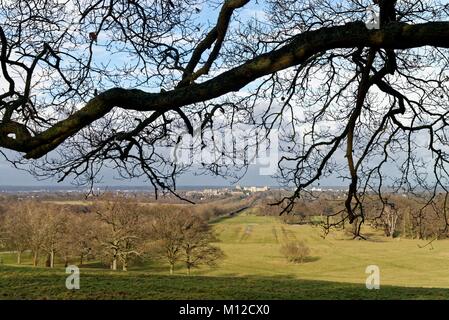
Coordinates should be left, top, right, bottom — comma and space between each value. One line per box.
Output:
40, 206, 67, 268
280, 240, 311, 264
152, 210, 223, 275
25, 203, 50, 267
1, 201, 76, 267
2, 1, 449, 234
151, 211, 185, 275
60, 212, 97, 267
378, 201, 400, 238
1, 202, 31, 264
179, 215, 223, 275
94, 196, 149, 271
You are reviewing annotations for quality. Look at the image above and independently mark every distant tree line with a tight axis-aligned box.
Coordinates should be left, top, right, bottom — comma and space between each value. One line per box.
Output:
254, 193, 449, 240
0, 196, 224, 274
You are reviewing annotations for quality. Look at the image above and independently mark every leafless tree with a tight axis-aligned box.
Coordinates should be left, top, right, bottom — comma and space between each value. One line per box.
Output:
1, 202, 31, 264
3, 1, 449, 235
60, 212, 97, 267
151, 210, 186, 275
151, 209, 223, 274
280, 240, 311, 264
377, 201, 400, 238
19, 202, 55, 267
179, 215, 223, 275
94, 196, 149, 271
40, 206, 67, 268
1, 200, 68, 266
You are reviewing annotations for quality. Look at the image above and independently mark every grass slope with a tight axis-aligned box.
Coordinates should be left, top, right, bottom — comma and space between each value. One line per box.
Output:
2, 266, 449, 300
207, 214, 449, 288
2, 213, 449, 299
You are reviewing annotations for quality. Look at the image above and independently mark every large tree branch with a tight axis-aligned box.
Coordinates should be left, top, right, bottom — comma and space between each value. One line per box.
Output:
2, 21, 449, 159
178, 0, 250, 87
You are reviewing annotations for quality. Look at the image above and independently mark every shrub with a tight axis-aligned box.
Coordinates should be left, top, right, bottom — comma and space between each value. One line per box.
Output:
280, 241, 311, 263
281, 214, 306, 225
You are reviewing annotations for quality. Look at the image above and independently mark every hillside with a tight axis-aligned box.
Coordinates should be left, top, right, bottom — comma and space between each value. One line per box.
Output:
2, 213, 449, 299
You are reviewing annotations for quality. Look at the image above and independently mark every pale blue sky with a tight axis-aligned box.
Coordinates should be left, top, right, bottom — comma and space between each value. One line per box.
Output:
0, 2, 274, 187
0, 158, 279, 187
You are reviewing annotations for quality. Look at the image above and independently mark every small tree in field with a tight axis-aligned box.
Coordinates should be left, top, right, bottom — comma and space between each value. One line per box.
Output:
94, 196, 149, 271
23, 202, 49, 267
1, 201, 60, 266
151, 211, 185, 275
1, 203, 31, 264
380, 202, 400, 238
58, 212, 97, 267
152, 210, 224, 275
180, 215, 224, 275
280, 241, 311, 264
40, 206, 67, 268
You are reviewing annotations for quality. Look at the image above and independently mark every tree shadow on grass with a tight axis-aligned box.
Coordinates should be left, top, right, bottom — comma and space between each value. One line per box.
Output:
2, 265, 449, 300
303, 256, 320, 263
283, 256, 320, 264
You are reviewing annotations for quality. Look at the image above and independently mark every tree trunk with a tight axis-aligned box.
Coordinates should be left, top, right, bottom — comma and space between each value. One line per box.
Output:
17, 251, 22, 265
170, 263, 174, 275
122, 259, 128, 271
186, 252, 191, 275
33, 251, 39, 267
50, 249, 55, 268
111, 258, 117, 270
79, 253, 84, 266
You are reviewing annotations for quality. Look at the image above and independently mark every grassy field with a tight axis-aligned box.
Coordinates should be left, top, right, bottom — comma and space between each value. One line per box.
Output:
2, 213, 449, 299
3, 265, 449, 299
207, 214, 449, 288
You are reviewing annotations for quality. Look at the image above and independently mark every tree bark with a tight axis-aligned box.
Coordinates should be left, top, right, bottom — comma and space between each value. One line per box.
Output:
33, 251, 38, 267
122, 257, 128, 271
50, 249, 55, 268
17, 251, 21, 265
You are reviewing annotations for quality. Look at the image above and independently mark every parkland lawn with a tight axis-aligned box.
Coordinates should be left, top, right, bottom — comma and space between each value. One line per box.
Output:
2, 213, 449, 299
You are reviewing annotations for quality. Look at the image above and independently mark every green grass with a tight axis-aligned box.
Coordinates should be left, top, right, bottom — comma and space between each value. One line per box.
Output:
2, 265, 449, 300
207, 214, 449, 289
2, 213, 449, 299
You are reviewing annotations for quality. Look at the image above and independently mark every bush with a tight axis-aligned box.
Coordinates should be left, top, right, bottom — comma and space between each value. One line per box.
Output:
281, 214, 306, 225
280, 241, 311, 263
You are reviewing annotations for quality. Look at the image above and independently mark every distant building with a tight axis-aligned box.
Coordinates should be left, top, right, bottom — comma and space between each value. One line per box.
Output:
237, 186, 269, 193
203, 189, 221, 196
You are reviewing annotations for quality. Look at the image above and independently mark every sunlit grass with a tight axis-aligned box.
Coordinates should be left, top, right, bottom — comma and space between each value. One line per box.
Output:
208, 214, 449, 288
2, 213, 449, 299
